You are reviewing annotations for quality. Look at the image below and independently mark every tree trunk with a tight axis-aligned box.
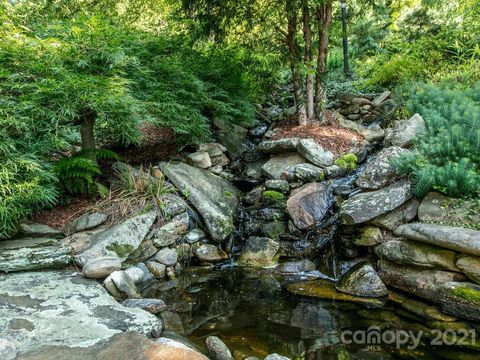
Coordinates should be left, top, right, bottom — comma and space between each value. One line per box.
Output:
302, 0, 314, 122
341, 0, 350, 77
79, 110, 97, 161
315, 1, 333, 122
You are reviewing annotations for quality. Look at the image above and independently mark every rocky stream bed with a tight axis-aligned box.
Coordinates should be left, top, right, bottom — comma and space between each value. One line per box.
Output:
1, 93, 480, 360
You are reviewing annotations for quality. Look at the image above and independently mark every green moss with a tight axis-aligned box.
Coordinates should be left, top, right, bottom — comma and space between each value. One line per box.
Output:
334, 153, 358, 172
451, 286, 480, 305
224, 191, 234, 198
106, 242, 135, 258
264, 221, 287, 239
263, 190, 285, 201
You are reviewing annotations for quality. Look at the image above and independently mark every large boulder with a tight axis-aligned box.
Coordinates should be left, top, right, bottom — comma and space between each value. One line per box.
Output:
0, 238, 72, 272
387, 113, 427, 148
258, 138, 300, 154
261, 153, 306, 179
336, 262, 388, 298
374, 240, 460, 272
0, 271, 160, 355
296, 139, 334, 168
339, 181, 413, 225
74, 212, 157, 266
394, 223, 480, 256
369, 199, 419, 231
237, 237, 279, 268
286, 182, 330, 230
355, 147, 410, 190
160, 162, 239, 242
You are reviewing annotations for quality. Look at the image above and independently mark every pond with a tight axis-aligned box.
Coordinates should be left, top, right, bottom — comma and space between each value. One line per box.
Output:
143, 266, 479, 360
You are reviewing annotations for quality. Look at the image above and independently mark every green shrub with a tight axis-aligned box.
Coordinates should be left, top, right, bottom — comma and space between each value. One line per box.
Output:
393, 83, 480, 198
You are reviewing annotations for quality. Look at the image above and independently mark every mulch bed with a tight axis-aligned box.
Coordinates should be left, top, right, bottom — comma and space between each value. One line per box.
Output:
271, 110, 363, 157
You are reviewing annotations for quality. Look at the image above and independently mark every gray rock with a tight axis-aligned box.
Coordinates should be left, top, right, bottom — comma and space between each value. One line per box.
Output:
198, 142, 227, 157
238, 237, 279, 268
456, 256, 480, 284
293, 163, 325, 182
210, 165, 223, 175
275, 259, 316, 275
378, 260, 465, 302
195, 244, 228, 263
372, 90, 391, 107
211, 154, 230, 167
400, 298, 456, 322
74, 211, 156, 266
108, 270, 141, 299
63, 212, 108, 235
356, 147, 410, 190
187, 151, 212, 169
338, 117, 385, 143
213, 118, 249, 157
152, 212, 189, 247
126, 239, 158, 264
265, 180, 289, 193
336, 262, 388, 298
146, 261, 166, 278
394, 223, 480, 256
439, 282, 480, 321
182, 228, 207, 244
18, 223, 62, 238
205, 336, 233, 360
124, 266, 146, 284
264, 354, 291, 360
287, 182, 330, 230
375, 240, 460, 272
62, 231, 97, 254
296, 139, 334, 167
121, 299, 166, 314
0, 271, 160, 354
162, 193, 188, 219
161, 311, 185, 335
340, 181, 413, 225
370, 199, 420, 230
262, 153, 306, 179
324, 165, 345, 179
155, 248, 178, 266
82, 256, 121, 279
0, 238, 72, 272
355, 227, 384, 246
0, 339, 16, 360
418, 192, 480, 229
160, 162, 238, 242
258, 138, 300, 154
389, 113, 427, 148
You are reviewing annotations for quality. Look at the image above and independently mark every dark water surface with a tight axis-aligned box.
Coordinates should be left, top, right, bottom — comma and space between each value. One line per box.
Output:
143, 266, 479, 360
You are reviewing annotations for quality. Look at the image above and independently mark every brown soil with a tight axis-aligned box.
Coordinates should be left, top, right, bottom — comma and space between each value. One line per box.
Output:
272, 111, 363, 157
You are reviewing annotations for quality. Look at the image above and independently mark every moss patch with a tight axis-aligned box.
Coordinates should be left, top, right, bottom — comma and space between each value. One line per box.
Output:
106, 242, 135, 258
334, 153, 358, 172
451, 286, 480, 305
263, 190, 284, 201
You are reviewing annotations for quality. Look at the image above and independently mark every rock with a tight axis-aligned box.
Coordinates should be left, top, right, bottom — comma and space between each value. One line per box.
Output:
18, 223, 62, 238
83, 256, 121, 279
213, 118, 249, 157
187, 151, 212, 169
261, 153, 306, 179
198, 142, 227, 157
146, 261, 166, 278
74, 212, 156, 266
126, 239, 158, 264
375, 240, 460, 272
389, 113, 427, 148
296, 139, 334, 167
355, 227, 383, 246
286, 279, 385, 307
287, 182, 330, 230
238, 237, 279, 268
195, 244, 228, 263
340, 181, 413, 225
152, 212, 189, 247
274, 259, 316, 275
205, 336, 233, 360
0, 339, 16, 360
418, 192, 480, 229
293, 163, 325, 182
372, 90, 391, 107
182, 228, 207, 244
210, 165, 223, 175
161, 311, 185, 335
356, 147, 410, 190
336, 262, 388, 298
162, 193, 188, 219
264, 354, 291, 360
122, 299, 166, 314
211, 154, 230, 167
155, 248, 178, 266
394, 223, 480, 256
258, 138, 300, 153
62, 231, 96, 254
338, 117, 385, 143
401, 299, 456, 322
265, 179, 289, 193
439, 282, 480, 321
245, 161, 266, 179
0, 238, 72, 273
0, 272, 160, 354
63, 212, 108, 235
107, 270, 141, 298
378, 260, 465, 302
370, 199, 420, 231
124, 266, 146, 284
160, 162, 238, 242
324, 165, 345, 179
19, 332, 208, 360
249, 124, 268, 138
456, 256, 480, 284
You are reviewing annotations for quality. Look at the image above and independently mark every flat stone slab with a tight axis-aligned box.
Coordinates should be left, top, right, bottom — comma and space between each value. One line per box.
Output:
261, 153, 306, 180
0, 271, 161, 355
394, 223, 480, 256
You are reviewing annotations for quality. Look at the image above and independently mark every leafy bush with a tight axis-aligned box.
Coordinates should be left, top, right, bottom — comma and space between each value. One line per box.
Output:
393, 84, 480, 198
